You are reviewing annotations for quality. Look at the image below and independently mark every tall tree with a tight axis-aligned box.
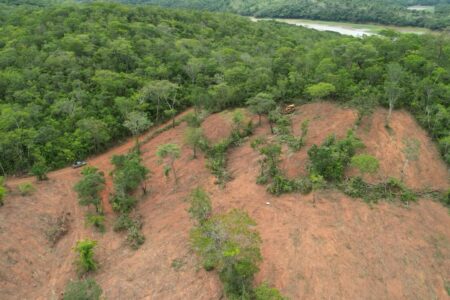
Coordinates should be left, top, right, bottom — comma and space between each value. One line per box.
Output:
246, 93, 276, 125
124, 111, 152, 148
384, 62, 404, 126
139, 80, 178, 122
156, 143, 181, 184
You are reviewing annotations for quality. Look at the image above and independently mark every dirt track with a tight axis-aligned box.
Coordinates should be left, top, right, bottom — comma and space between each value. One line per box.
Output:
1, 103, 449, 299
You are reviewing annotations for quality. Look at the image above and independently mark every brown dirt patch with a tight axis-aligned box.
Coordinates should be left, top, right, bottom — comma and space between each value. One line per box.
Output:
280, 102, 359, 178
1, 104, 449, 299
353, 108, 449, 190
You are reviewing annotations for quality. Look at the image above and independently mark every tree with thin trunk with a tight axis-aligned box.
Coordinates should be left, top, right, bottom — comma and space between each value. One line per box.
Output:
246, 93, 276, 125
124, 111, 152, 149
401, 138, 420, 182
384, 62, 404, 127
184, 127, 203, 159
139, 80, 178, 122
156, 143, 181, 184
74, 166, 105, 214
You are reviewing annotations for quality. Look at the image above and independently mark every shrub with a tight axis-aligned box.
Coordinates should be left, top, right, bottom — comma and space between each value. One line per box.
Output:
188, 187, 212, 225
113, 214, 144, 249
63, 278, 102, 300
341, 176, 369, 199
341, 176, 418, 204
110, 194, 137, 214
111, 153, 149, 196
86, 214, 105, 232
267, 175, 295, 195
74, 167, 105, 213
308, 131, 363, 182
293, 177, 313, 194
441, 190, 450, 207
190, 209, 261, 298
254, 282, 287, 300
45, 213, 70, 246
351, 154, 379, 176
126, 223, 145, 249
113, 214, 134, 232
18, 182, 35, 196
156, 143, 181, 183
31, 161, 49, 181
0, 176, 6, 206
74, 239, 97, 273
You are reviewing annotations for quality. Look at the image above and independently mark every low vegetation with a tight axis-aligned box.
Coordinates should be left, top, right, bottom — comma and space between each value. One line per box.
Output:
0, 176, 6, 206
308, 131, 364, 182
18, 182, 35, 196
63, 278, 103, 300
202, 111, 254, 186
189, 187, 285, 299
45, 212, 70, 246
187, 187, 212, 225
156, 143, 181, 184
74, 239, 97, 274
110, 151, 149, 249
74, 167, 105, 214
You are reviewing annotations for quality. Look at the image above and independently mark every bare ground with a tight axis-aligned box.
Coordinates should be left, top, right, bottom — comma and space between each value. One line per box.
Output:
1, 103, 449, 300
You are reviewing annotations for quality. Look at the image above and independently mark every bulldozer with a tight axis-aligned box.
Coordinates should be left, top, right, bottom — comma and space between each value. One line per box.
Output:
283, 104, 295, 114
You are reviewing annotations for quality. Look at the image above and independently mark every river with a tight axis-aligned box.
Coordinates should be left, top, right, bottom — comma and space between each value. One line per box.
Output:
250, 17, 431, 38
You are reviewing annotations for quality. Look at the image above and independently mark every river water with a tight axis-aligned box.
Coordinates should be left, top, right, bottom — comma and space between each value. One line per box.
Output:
250, 17, 430, 37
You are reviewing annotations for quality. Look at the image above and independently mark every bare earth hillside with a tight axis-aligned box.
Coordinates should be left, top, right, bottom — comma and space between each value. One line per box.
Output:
1, 102, 449, 299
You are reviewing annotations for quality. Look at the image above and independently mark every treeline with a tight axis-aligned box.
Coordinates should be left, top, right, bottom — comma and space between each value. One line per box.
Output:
124, 0, 450, 30
0, 2, 449, 175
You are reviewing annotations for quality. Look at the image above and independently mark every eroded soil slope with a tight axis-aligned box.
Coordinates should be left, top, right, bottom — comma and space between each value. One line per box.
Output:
1, 102, 449, 300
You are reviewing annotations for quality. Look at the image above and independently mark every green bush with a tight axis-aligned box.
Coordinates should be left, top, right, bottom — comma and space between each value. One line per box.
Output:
86, 214, 105, 232
441, 190, 450, 207
308, 131, 363, 182
113, 214, 134, 232
110, 194, 137, 214
351, 154, 379, 176
293, 177, 313, 194
18, 182, 35, 196
74, 239, 97, 274
254, 282, 287, 300
190, 209, 261, 298
267, 175, 295, 196
113, 214, 144, 249
188, 187, 212, 225
74, 167, 105, 213
31, 161, 49, 181
63, 278, 102, 300
0, 176, 6, 206
126, 224, 145, 250
341, 176, 418, 204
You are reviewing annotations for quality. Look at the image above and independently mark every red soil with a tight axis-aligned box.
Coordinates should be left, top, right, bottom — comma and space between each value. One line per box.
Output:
1, 103, 449, 299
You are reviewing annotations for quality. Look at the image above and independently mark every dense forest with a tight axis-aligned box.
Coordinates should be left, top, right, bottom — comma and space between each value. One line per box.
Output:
0, 2, 449, 175
123, 0, 450, 29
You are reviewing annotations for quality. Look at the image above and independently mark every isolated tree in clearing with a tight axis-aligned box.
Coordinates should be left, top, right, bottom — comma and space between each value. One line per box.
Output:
184, 127, 203, 159
156, 143, 181, 184
124, 111, 152, 149
190, 209, 262, 298
75, 239, 97, 274
246, 93, 276, 125
74, 166, 105, 214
